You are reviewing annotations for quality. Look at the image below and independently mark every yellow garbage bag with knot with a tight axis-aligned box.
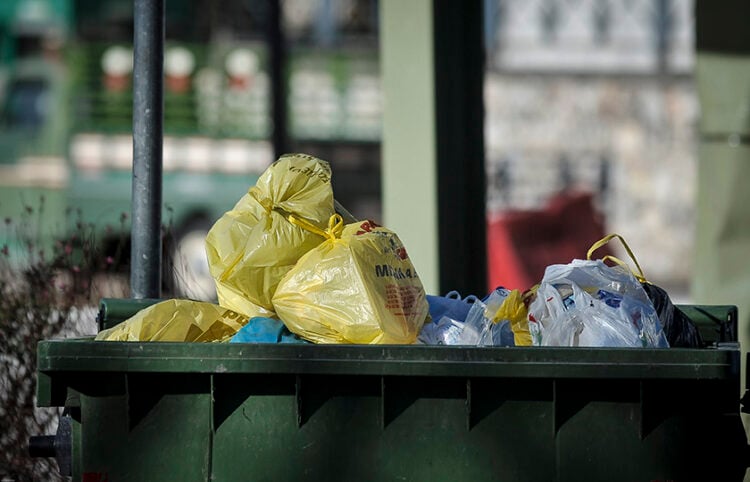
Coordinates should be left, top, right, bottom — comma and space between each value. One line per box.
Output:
205, 153, 335, 316
272, 215, 429, 344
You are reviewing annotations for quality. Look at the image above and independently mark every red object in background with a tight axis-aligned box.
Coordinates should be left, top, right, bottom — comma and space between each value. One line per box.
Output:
228, 75, 253, 90
487, 191, 610, 291
166, 74, 191, 93
103, 74, 129, 93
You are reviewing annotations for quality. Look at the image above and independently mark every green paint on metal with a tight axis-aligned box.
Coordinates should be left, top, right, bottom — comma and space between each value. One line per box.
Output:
37, 338, 740, 381
34, 303, 747, 480
97, 297, 162, 331
78, 373, 211, 482
35, 329, 748, 481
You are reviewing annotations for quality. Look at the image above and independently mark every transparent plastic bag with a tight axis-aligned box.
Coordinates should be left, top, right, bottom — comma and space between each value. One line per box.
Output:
478, 319, 515, 346
454, 300, 489, 345
417, 315, 465, 345
528, 259, 668, 348
418, 288, 514, 346
471, 288, 512, 346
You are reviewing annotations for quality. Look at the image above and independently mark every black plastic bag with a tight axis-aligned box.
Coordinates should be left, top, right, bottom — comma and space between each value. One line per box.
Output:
641, 283, 703, 348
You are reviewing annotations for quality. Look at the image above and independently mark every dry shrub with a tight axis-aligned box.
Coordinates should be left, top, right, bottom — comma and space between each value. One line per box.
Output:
0, 198, 128, 480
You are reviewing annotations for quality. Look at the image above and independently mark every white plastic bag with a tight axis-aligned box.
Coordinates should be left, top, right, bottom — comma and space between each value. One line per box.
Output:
528, 259, 668, 348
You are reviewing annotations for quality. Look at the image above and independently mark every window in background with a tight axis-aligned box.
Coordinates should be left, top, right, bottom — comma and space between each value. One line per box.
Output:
283, 0, 382, 221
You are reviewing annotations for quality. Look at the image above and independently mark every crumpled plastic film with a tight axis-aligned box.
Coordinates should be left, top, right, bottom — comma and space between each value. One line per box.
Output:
205, 153, 335, 315
95, 299, 250, 342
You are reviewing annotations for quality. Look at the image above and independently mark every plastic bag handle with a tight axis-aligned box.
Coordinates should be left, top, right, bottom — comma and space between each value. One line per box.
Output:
288, 213, 344, 241
587, 234, 648, 283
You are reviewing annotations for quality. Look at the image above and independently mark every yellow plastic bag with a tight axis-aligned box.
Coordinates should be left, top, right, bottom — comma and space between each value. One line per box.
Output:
95, 299, 249, 342
493, 287, 537, 346
205, 153, 335, 315
272, 216, 429, 344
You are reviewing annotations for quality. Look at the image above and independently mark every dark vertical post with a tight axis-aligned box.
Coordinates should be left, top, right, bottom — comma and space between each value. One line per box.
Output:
268, 0, 287, 159
131, 0, 164, 299
695, 0, 750, 53
433, 0, 487, 295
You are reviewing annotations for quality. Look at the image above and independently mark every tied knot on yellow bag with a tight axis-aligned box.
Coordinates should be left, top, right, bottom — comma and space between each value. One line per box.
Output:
255, 196, 272, 212
288, 213, 344, 241
272, 219, 429, 344
205, 154, 336, 317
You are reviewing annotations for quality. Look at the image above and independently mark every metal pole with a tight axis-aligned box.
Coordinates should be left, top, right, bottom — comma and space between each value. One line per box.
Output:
268, 0, 288, 159
130, 0, 164, 299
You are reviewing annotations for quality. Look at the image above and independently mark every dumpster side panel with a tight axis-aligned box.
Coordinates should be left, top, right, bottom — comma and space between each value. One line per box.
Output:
556, 378, 747, 482
33, 338, 749, 481
78, 374, 212, 482
211, 375, 556, 482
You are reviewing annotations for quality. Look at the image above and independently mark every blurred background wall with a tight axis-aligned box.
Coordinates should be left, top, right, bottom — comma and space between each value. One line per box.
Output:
483, 0, 696, 295
0, 0, 698, 297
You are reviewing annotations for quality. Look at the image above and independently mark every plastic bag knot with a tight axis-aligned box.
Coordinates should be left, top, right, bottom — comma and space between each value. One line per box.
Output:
288, 213, 343, 241
325, 214, 344, 239
257, 197, 273, 215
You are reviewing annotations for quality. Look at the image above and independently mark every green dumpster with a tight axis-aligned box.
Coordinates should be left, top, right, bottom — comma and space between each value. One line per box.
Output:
34, 303, 749, 481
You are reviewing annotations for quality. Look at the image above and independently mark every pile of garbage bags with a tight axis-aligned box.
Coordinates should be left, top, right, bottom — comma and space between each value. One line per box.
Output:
97, 154, 429, 344
419, 234, 702, 349
97, 154, 701, 349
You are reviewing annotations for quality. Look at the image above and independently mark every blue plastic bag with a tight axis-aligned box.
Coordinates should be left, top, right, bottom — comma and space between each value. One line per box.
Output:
230, 317, 309, 344
419, 288, 515, 347
426, 291, 479, 324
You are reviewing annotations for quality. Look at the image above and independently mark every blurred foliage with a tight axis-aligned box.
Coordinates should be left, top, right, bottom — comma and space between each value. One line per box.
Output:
0, 196, 128, 480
